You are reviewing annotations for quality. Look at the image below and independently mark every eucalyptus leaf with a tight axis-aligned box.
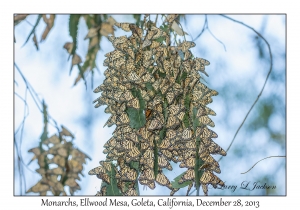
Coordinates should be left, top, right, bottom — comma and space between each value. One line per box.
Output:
69, 15, 81, 56
102, 162, 122, 196
22, 15, 42, 47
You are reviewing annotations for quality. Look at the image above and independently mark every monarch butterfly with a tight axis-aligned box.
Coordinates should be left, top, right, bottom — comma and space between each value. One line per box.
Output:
200, 127, 218, 139
125, 132, 139, 144
156, 172, 172, 189
161, 83, 171, 95
200, 170, 224, 189
145, 109, 152, 119
179, 157, 195, 169
118, 167, 137, 182
98, 161, 112, 172
142, 38, 152, 49
126, 71, 141, 83
143, 60, 154, 68
179, 41, 196, 52
138, 127, 151, 140
182, 60, 191, 72
139, 179, 156, 190
205, 141, 226, 156
120, 140, 134, 151
129, 24, 143, 39
150, 40, 161, 49
141, 157, 154, 169
95, 186, 107, 196
176, 111, 185, 121
199, 115, 215, 127
158, 155, 173, 170
166, 91, 175, 104
111, 35, 127, 47
163, 60, 172, 73
152, 79, 161, 91
127, 97, 140, 109
170, 188, 180, 196
88, 166, 106, 176
103, 115, 117, 127
182, 128, 193, 141
178, 169, 195, 184
166, 116, 180, 129
140, 168, 155, 181
165, 14, 178, 23
199, 152, 220, 171
160, 149, 173, 160
142, 148, 154, 159
124, 187, 138, 196
148, 118, 164, 131
159, 138, 174, 150
146, 30, 157, 40
141, 72, 155, 83
125, 146, 140, 163
114, 22, 130, 32
48, 154, 65, 168
106, 50, 125, 61
96, 173, 111, 184
183, 50, 192, 61
26, 181, 50, 194
184, 140, 196, 150
165, 129, 177, 140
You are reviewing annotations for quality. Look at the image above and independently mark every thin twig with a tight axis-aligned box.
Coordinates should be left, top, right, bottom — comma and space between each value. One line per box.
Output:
218, 15, 273, 162
241, 156, 286, 174
207, 27, 227, 51
14, 92, 29, 135
177, 20, 187, 42
154, 14, 158, 26
193, 15, 207, 41
15, 63, 60, 130
193, 15, 226, 51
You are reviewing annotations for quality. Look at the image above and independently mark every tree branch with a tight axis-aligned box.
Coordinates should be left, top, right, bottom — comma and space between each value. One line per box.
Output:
218, 15, 273, 162
241, 156, 285, 174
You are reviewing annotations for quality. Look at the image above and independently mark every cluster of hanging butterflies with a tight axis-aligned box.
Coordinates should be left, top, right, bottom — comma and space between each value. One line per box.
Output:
27, 126, 91, 195
90, 15, 226, 196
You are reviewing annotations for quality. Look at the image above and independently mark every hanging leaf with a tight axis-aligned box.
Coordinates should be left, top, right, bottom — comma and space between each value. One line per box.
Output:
14, 14, 29, 25
69, 14, 81, 56
32, 33, 39, 50
23, 14, 42, 47
101, 162, 122, 196
41, 14, 55, 41
84, 26, 100, 40
171, 21, 188, 36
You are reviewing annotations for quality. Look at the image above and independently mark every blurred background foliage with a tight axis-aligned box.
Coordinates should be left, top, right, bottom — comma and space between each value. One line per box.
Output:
14, 14, 286, 195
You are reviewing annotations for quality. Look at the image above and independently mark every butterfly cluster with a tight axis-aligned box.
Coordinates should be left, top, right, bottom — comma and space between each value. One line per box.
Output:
90, 16, 226, 196
27, 127, 91, 195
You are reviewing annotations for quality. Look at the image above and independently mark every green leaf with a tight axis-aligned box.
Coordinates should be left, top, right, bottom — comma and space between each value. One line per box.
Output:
40, 101, 48, 143
102, 162, 122, 196
154, 37, 165, 43
171, 171, 192, 188
22, 15, 42, 47
126, 108, 146, 129
126, 88, 146, 129
183, 113, 190, 128
69, 14, 81, 56
192, 107, 200, 128
145, 82, 154, 91
133, 14, 141, 26
77, 64, 87, 89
